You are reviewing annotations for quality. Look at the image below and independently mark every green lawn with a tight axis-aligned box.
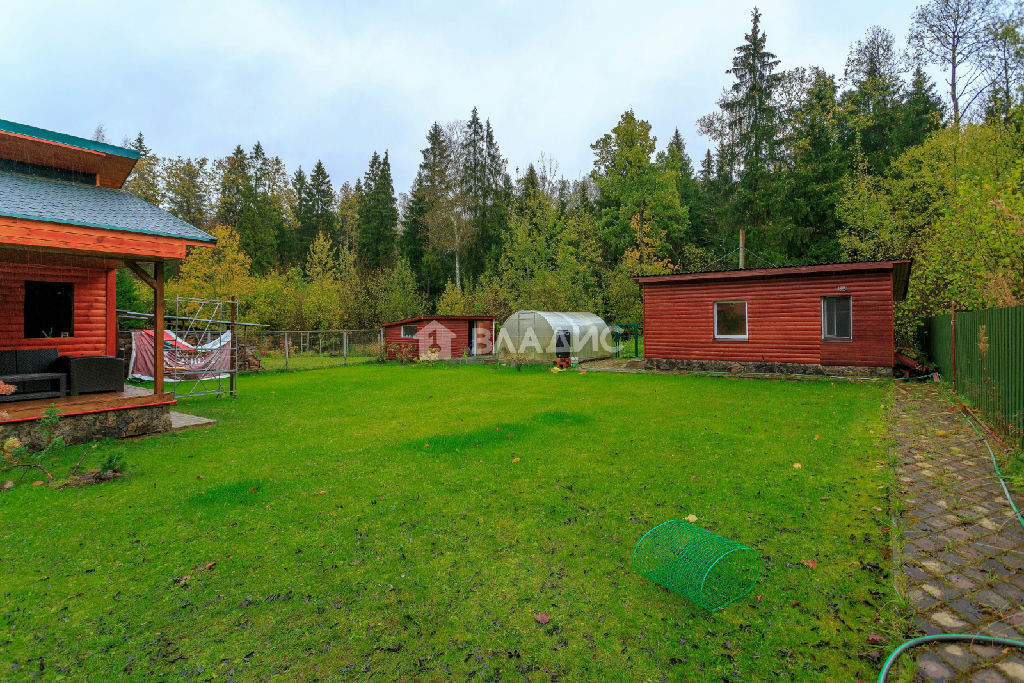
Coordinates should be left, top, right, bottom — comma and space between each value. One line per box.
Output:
1, 364, 900, 679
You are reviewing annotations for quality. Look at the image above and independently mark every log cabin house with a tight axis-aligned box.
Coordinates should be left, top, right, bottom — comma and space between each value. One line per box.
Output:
0, 119, 215, 445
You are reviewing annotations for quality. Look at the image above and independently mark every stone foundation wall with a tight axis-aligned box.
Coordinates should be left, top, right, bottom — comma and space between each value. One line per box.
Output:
2, 404, 172, 451
644, 358, 892, 378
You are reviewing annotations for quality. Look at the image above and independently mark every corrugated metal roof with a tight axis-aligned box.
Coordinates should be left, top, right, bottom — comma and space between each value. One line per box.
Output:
383, 315, 497, 327
0, 171, 215, 242
634, 260, 912, 284
0, 119, 139, 159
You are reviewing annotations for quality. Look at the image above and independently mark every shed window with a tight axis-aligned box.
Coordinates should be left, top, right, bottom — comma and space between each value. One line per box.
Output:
714, 301, 747, 340
822, 296, 852, 340
25, 281, 74, 338
401, 325, 418, 338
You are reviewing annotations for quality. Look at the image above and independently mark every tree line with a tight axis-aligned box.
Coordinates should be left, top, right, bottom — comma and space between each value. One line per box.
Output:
118, 0, 1024, 339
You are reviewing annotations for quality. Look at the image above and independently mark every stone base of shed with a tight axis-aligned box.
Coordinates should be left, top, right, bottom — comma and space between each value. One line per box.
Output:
644, 358, 893, 378
3, 403, 172, 451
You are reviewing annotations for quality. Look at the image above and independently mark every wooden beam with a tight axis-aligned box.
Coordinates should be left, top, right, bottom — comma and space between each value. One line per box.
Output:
125, 260, 157, 290
153, 262, 165, 394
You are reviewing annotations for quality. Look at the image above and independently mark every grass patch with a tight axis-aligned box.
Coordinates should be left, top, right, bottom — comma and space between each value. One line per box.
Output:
0, 363, 896, 679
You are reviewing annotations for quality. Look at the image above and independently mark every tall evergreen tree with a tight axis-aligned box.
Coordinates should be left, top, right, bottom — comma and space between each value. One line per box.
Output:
700, 8, 786, 256
590, 110, 686, 263
656, 128, 704, 244
123, 132, 163, 206
356, 151, 399, 270
841, 26, 907, 174
308, 161, 336, 246
216, 145, 250, 228
164, 157, 212, 228
783, 69, 852, 261
896, 67, 945, 149
290, 166, 312, 262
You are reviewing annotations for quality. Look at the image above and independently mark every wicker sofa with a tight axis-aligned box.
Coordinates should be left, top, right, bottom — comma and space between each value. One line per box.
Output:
0, 350, 124, 401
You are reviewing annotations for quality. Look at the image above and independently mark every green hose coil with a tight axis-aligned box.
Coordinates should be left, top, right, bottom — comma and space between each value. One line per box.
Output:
632, 520, 761, 611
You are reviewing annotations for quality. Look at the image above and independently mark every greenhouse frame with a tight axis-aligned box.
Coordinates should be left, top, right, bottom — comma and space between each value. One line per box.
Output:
496, 310, 613, 361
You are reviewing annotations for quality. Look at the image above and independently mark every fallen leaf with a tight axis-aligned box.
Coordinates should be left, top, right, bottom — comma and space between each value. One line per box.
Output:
197, 475, 205, 479
202, 561, 216, 571
316, 490, 327, 495
512, 457, 521, 463
936, 429, 947, 437
801, 559, 818, 570
792, 463, 803, 469
867, 633, 887, 645
791, 601, 801, 607
173, 575, 190, 585
31, 480, 44, 486
684, 514, 698, 524
756, 594, 762, 602
813, 435, 820, 441
535, 612, 551, 625
508, 433, 515, 439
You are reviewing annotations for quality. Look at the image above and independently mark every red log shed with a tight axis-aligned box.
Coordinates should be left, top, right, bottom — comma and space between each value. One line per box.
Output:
382, 316, 496, 360
0, 119, 216, 426
635, 260, 912, 376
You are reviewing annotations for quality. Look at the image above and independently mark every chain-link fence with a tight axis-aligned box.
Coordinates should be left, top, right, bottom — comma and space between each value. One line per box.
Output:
237, 329, 383, 372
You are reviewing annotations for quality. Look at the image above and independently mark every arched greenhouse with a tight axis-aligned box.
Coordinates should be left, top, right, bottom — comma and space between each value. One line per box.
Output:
496, 311, 614, 362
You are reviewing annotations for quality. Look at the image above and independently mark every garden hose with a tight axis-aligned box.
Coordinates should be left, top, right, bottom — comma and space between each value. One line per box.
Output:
877, 634, 1024, 682
878, 395, 1024, 681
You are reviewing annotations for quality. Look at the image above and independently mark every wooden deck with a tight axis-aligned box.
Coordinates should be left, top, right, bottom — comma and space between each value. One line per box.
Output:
0, 385, 176, 423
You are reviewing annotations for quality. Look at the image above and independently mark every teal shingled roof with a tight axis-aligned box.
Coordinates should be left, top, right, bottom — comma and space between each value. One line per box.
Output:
0, 119, 140, 159
0, 171, 216, 242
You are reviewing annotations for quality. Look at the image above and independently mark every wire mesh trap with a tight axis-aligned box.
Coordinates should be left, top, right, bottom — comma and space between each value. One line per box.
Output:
632, 520, 761, 611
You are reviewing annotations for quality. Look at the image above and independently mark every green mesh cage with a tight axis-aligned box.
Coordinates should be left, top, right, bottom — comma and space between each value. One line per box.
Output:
632, 520, 761, 611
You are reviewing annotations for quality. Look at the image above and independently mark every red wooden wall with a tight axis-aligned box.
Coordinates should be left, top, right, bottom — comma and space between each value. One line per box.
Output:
0, 261, 115, 356
642, 270, 896, 367
383, 319, 493, 360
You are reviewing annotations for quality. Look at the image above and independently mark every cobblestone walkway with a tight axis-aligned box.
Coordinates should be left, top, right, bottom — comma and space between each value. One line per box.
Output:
893, 383, 1024, 682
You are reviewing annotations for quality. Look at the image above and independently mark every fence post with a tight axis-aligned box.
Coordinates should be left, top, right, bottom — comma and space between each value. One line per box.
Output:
285, 332, 290, 370
229, 296, 237, 398
951, 302, 957, 394
343, 331, 348, 364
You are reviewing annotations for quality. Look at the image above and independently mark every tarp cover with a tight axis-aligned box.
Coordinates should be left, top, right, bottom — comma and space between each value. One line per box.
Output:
129, 329, 231, 381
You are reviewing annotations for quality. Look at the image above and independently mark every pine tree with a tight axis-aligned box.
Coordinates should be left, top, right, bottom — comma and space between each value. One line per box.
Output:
216, 145, 249, 228
783, 68, 851, 262
590, 110, 686, 263
164, 157, 212, 228
307, 161, 336, 252
720, 8, 785, 248
841, 26, 906, 174
123, 132, 162, 206
656, 128, 704, 245
356, 151, 399, 270
897, 67, 945, 148
290, 166, 312, 261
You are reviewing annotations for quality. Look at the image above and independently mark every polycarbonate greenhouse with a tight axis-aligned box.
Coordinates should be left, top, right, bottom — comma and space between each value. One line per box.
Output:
496, 310, 613, 361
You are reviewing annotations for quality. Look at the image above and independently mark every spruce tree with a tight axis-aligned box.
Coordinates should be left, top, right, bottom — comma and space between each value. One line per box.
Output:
356, 151, 399, 270
307, 161, 336, 254
721, 8, 785, 250
291, 166, 312, 261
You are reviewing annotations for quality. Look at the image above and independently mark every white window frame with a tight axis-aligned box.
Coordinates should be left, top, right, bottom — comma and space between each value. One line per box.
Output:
713, 300, 748, 340
821, 296, 853, 341
400, 324, 418, 339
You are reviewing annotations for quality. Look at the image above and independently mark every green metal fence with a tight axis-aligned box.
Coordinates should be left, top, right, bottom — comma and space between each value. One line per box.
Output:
612, 323, 643, 359
925, 304, 1024, 447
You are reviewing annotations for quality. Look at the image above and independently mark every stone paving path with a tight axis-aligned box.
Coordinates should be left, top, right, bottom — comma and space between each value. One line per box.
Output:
892, 383, 1024, 682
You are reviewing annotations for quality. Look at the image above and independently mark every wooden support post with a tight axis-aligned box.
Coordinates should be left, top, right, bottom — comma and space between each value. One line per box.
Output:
229, 296, 237, 397
153, 262, 165, 394
738, 229, 746, 269
284, 332, 289, 369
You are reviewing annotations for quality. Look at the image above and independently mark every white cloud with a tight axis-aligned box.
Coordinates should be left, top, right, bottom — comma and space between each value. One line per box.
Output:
2, 0, 918, 192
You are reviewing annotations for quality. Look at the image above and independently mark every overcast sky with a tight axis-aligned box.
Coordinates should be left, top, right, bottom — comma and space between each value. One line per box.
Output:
3, 0, 920, 194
